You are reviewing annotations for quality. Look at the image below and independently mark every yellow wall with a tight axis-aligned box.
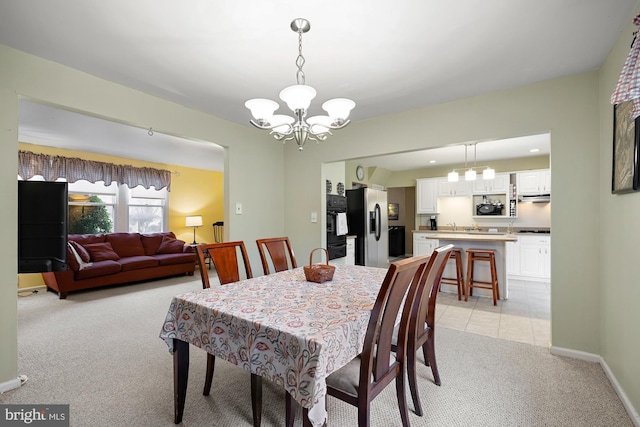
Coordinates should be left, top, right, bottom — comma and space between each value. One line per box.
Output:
17, 142, 223, 289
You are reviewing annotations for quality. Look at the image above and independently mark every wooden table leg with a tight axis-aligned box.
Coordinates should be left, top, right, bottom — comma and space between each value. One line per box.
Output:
173, 339, 189, 424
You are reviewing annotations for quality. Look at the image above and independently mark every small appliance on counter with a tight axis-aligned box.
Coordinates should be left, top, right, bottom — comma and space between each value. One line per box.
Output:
429, 215, 437, 230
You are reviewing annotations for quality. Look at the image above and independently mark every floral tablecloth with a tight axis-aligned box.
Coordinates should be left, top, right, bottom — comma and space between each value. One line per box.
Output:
159, 264, 387, 426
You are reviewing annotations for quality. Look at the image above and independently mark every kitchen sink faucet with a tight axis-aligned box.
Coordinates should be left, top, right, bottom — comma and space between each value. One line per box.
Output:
447, 222, 457, 231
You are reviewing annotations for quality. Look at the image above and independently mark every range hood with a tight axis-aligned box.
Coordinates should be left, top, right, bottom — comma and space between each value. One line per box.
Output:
518, 194, 551, 203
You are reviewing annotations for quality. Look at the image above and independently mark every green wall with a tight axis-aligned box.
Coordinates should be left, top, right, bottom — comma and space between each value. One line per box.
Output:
0, 44, 284, 389
1, 14, 639, 418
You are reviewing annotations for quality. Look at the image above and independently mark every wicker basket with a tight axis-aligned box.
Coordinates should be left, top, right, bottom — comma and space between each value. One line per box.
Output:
303, 248, 336, 283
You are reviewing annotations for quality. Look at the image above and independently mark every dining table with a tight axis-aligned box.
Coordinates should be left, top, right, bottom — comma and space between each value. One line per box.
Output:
159, 263, 389, 427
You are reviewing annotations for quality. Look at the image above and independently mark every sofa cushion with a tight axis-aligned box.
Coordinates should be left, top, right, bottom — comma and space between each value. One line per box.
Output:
106, 233, 145, 258
69, 234, 106, 246
84, 242, 120, 262
74, 260, 122, 280
118, 255, 159, 272
157, 236, 186, 254
69, 241, 91, 263
66, 245, 80, 271
67, 242, 93, 271
153, 253, 196, 266
141, 232, 176, 255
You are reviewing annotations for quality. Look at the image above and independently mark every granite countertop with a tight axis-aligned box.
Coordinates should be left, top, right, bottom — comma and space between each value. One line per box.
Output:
413, 230, 518, 242
415, 232, 518, 242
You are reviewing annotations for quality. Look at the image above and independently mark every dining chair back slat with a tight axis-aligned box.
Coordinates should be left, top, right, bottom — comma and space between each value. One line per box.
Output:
256, 237, 297, 275
196, 241, 253, 288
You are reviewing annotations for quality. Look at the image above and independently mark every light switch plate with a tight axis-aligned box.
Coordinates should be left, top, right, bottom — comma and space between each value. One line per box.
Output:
235, 203, 242, 215
311, 211, 318, 223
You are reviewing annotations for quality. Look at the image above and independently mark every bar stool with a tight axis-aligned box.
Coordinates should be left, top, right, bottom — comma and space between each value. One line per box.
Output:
465, 249, 500, 305
439, 248, 465, 300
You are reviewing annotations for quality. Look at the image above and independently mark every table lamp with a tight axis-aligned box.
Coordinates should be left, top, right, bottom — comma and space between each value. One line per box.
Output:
185, 215, 203, 244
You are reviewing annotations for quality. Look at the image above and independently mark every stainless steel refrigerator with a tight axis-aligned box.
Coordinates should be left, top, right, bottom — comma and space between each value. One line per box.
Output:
346, 187, 389, 268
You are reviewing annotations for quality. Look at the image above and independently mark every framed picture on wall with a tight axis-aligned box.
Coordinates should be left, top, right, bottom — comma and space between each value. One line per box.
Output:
612, 101, 640, 194
388, 203, 399, 220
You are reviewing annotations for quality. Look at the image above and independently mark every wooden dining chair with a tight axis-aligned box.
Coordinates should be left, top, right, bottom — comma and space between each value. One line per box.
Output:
285, 254, 430, 427
394, 244, 453, 417
195, 241, 253, 289
195, 241, 262, 427
256, 236, 297, 275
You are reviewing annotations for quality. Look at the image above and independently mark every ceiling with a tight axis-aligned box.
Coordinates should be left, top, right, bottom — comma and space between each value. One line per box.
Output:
1, 1, 636, 170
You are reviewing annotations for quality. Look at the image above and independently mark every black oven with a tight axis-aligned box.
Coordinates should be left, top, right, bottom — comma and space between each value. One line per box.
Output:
326, 194, 347, 260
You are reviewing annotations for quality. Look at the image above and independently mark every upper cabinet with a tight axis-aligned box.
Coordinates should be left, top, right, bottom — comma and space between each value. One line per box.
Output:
517, 169, 551, 195
472, 173, 510, 195
438, 178, 469, 197
416, 178, 438, 214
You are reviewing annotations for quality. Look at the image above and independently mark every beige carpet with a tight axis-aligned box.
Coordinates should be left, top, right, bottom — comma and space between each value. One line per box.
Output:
1, 276, 633, 427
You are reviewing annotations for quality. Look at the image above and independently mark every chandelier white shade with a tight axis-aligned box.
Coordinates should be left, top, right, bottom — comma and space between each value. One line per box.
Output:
482, 167, 496, 180
245, 18, 355, 151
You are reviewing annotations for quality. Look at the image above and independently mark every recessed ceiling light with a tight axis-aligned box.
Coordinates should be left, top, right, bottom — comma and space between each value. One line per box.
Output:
530, 148, 540, 153
429, 160, 436, 164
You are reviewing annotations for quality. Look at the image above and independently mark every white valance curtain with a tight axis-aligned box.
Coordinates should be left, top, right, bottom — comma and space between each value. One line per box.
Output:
18, 150, 172, 191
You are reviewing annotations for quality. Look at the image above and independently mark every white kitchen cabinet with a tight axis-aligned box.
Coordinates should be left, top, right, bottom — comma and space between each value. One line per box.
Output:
517, 169, 551, 195
346, 236, 356, 266
438, 178, 469, 197
413, 233, 438, 256
517, 235, 550, 279
472, 173, 509, 194
416, 178, 439, 214
506, 239, 520, 275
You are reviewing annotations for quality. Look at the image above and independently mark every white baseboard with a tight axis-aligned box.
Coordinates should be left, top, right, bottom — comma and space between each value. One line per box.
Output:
17, 285, 47, 294
600, 357, 640, 427
551, 346, 640, 427
550, 345, 601, 363
0, 377, 21, 394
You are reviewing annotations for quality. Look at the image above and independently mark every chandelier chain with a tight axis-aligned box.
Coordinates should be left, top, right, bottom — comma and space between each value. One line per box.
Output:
295, 28, 305, 85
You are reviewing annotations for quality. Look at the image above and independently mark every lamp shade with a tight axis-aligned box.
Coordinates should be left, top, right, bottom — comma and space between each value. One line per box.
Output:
245, 99, 279, 123
465, 169, 477, 181
322, 98, 355, 122
483, 167, 495, 180
307, 115, 333, 134
447, 171, 459, 182
279, 85, 317, 111
185, 215, 203, 227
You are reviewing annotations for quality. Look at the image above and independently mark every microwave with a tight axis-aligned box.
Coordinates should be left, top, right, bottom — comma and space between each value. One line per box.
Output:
476, 203, 504, 215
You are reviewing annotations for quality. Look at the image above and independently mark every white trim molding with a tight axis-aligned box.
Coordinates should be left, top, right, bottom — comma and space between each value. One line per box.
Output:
0, 377, 21, 394
551, 346, 640, 427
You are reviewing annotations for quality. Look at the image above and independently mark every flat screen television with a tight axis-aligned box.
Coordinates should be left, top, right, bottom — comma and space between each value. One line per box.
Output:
18, 181, 68, 273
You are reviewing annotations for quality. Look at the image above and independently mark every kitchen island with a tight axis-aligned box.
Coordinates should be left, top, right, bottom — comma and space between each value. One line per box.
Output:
413, 231, 517, 300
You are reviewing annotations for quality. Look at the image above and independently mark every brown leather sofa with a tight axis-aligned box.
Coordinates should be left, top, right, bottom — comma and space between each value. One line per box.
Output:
42, 231, 196, 299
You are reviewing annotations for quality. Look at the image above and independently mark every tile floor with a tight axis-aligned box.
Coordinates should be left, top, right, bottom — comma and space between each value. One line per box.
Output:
436, 279, 551, 347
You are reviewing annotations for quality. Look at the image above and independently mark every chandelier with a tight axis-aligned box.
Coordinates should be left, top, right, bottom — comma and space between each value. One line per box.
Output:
447, 144, 495, 182
245, 18, 355, 151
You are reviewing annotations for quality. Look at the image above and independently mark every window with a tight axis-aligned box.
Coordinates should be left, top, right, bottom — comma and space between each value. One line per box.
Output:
19, 175, 168, 233
127, 185, 167, 233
